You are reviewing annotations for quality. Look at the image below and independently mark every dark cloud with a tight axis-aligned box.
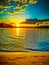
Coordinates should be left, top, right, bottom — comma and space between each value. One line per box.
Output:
0, 0, 9, 5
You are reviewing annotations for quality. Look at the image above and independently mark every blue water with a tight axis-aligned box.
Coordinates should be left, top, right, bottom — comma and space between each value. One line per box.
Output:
0, 28, 49, 52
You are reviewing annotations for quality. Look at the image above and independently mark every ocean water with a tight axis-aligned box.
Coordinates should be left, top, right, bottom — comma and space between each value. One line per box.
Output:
0, 28, 49, 52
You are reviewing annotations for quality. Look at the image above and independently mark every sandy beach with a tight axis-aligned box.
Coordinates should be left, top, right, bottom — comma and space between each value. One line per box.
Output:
0, 52, 49, 65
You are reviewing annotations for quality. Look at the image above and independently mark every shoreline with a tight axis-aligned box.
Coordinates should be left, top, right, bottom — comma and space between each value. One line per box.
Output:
0, 26, 49, 28
0, 52, 49, 65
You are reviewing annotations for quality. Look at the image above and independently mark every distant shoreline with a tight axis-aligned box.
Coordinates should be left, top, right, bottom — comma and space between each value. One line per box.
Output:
0, 26, 49, 28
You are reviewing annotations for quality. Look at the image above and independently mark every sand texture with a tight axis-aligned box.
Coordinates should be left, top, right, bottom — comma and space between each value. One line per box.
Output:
0, 52, 49, 65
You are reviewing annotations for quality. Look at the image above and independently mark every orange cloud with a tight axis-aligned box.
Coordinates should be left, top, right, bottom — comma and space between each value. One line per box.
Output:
8, 6, 26, 15
0, 5, 3, 8
4, 6, 13, 9
0, 5, 13, 9
8, 11, 15, 14
13, 0, 37, 4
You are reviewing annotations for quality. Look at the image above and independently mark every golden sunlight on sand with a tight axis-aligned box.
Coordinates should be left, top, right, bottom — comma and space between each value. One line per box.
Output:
0, 52, 49, 65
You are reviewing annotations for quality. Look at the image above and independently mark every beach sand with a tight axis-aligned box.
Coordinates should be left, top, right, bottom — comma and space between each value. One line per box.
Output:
0, 52, 49, 65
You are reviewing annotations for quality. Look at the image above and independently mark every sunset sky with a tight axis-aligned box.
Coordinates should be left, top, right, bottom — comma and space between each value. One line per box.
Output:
0, 0, 49, 24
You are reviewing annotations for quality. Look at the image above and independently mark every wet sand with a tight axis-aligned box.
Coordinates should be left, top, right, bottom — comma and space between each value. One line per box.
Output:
0, 52, 49, 65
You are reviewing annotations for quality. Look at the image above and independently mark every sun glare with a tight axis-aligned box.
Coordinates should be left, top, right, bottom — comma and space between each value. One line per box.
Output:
16, 24, 20, 27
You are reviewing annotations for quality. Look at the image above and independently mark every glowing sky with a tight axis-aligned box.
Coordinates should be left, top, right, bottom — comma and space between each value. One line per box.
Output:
0, 0, 49, 23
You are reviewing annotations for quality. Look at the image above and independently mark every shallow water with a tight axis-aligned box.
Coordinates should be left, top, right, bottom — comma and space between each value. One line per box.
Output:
0, 28, 49, 52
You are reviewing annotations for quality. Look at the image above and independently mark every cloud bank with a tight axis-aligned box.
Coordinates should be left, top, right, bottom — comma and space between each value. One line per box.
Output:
0, 0, 37, 14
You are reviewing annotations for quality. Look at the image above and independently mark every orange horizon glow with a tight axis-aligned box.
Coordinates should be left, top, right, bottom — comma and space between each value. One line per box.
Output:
16, 24, 20, 27
15, 22, 49, 28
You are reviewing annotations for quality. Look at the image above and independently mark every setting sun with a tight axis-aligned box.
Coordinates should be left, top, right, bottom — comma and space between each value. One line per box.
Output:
16, 24, 20, 27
